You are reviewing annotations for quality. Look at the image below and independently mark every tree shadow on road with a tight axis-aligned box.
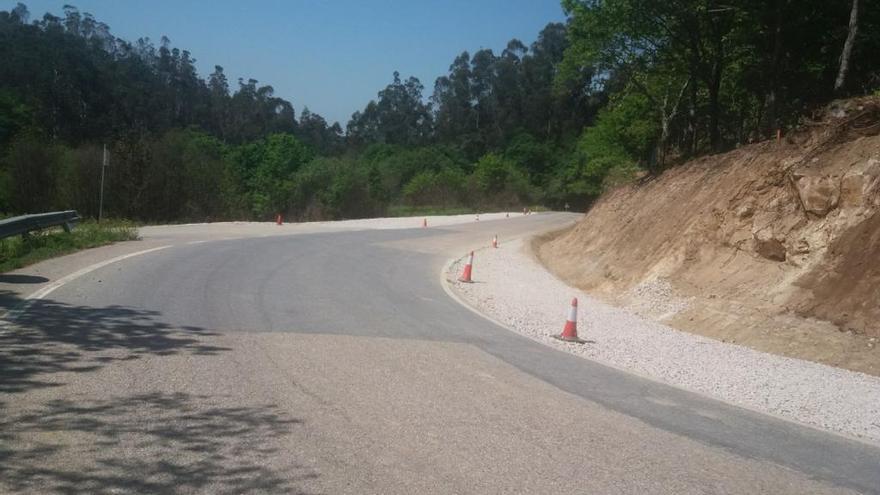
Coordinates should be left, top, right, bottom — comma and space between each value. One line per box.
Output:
0, 392, 317, 494
1, 296, 231, 393
0, 294, 318, 493
0, 274, 50, 284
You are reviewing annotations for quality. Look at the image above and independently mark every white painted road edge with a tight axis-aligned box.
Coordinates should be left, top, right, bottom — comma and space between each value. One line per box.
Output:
0, 245, 171, 327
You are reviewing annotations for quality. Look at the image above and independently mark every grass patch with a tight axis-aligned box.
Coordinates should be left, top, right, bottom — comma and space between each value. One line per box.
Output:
0, 219, 139, 273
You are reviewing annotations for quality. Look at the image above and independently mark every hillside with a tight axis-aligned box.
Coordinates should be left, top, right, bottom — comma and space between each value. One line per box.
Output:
537, 98, 880, 375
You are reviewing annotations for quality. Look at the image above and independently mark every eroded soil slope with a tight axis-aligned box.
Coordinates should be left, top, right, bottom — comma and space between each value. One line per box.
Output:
538, 99, 880, 375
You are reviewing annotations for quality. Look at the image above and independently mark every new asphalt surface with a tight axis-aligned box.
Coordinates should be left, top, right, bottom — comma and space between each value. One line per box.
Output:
1, 213, 878, 494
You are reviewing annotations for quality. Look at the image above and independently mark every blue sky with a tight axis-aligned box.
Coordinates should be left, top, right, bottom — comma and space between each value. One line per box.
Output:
4, 1, 567, 126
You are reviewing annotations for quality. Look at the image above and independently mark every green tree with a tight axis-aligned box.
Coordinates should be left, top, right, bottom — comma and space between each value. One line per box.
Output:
402, 168, 467, 207
231, 133, 312, 218
471, 153, 532, 206
291, 157, 383, 220
348, 72, 432, 147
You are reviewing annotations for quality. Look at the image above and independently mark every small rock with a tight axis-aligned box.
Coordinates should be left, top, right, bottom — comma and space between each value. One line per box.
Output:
735, 204, 755, 219
792, 239, 810, 254
754, 230, 786, 261
792, 172, 840, 216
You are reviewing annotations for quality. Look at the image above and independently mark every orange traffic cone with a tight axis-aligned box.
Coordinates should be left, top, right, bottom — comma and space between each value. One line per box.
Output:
423, 217, 428, 228
276, 213, 283, 225
554, 298, 585, 343
458, 251, 474, 283
492, 235, 498, 248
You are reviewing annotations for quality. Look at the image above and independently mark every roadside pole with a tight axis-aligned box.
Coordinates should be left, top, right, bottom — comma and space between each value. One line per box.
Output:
99, 144, 107, 222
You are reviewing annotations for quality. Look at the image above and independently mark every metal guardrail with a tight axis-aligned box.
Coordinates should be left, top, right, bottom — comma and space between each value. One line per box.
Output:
0, 210, 80, 240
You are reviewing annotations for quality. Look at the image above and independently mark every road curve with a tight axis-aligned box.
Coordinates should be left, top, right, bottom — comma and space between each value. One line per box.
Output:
1, 213, 878, 494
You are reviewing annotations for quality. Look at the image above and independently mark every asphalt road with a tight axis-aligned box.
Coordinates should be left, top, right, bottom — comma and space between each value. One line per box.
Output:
1, 213, 878, 494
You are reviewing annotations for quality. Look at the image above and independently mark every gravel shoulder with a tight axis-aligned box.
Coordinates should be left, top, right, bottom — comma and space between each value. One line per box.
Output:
446, 238, 880, 445
139, 212, 515, 239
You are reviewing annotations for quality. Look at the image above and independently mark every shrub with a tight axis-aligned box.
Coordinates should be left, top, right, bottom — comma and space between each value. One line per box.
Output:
401, 168, 467, 206
471, 153, 534, 207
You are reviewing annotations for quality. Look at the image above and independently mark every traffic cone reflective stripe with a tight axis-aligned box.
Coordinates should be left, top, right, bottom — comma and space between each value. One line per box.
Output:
492, 235, 498, 248
458, 251, 474, 283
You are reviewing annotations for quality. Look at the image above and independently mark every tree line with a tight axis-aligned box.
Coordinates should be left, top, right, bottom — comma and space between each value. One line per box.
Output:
0, 2, 876, 222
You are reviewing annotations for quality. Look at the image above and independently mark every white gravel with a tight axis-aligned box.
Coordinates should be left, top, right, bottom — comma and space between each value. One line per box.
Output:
447, 238, 880, 444
146, 212, 516, 234
309, 212, 516, 229
624, 278, 691, 320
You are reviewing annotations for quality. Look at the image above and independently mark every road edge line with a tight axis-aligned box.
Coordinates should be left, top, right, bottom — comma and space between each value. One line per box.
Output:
1, 244, 172, 325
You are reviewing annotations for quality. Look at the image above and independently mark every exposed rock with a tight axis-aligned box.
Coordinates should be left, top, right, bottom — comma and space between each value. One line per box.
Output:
754, 230, 787, 261
792, 171, 840, 216
840, 158, 880, 208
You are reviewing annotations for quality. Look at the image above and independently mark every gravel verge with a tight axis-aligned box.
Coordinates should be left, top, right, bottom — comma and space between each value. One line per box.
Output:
142, 212, 516, 235
308, 212, 516, 229
446, 238, 880, 444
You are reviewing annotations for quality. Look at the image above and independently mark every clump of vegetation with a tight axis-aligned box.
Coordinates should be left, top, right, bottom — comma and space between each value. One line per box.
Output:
0, 220, 139, 272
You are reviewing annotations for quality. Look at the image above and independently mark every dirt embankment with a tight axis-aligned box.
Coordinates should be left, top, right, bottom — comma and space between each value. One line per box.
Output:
537, 98, 880, 375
